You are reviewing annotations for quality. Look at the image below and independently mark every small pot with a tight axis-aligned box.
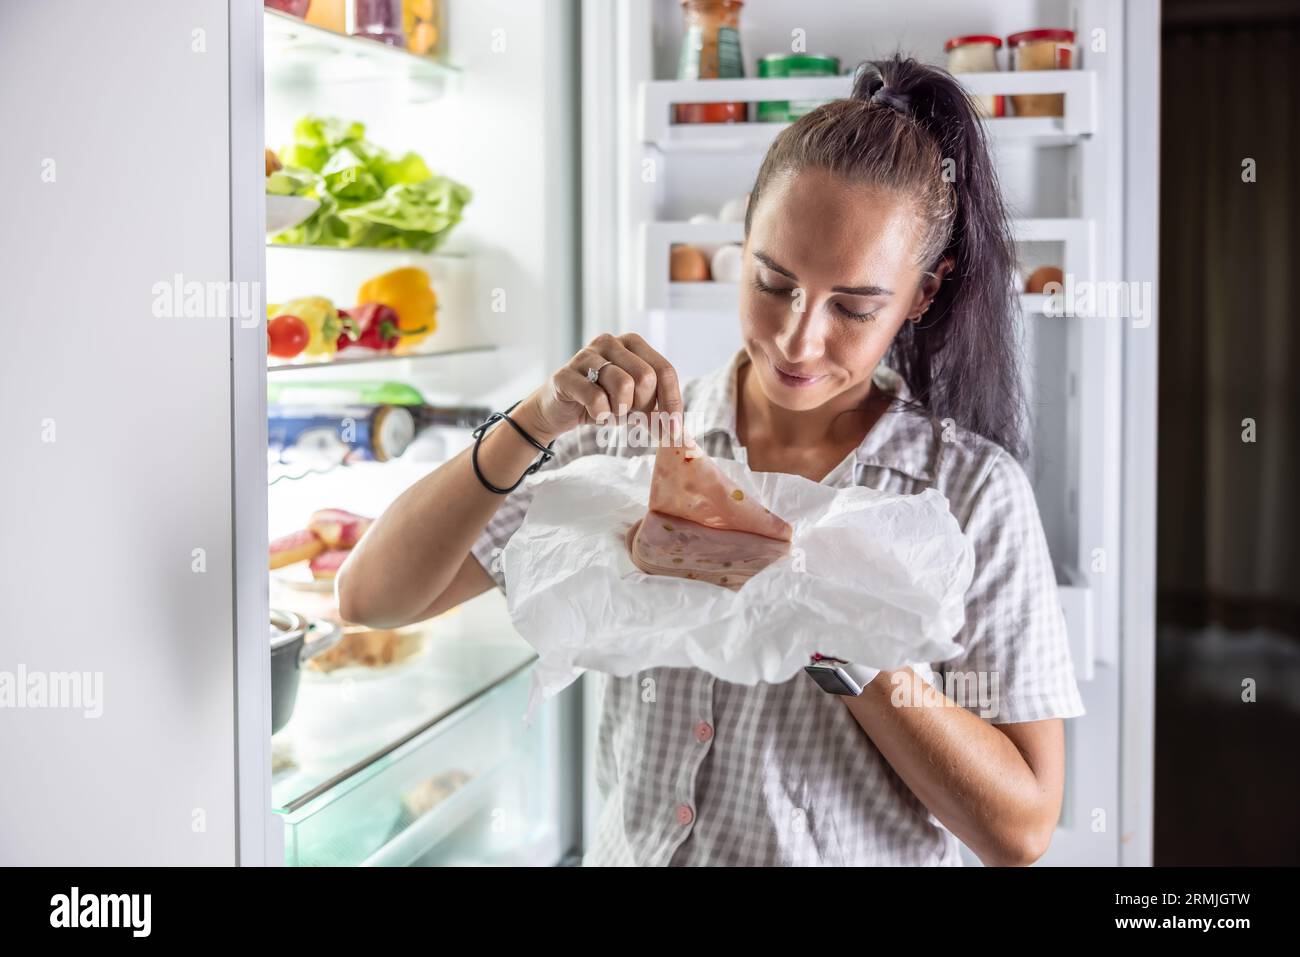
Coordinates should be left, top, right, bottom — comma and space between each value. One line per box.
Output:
270, 609, 342, 735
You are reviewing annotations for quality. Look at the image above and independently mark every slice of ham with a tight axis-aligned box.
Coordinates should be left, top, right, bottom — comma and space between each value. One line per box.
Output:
648, 440, 793, 542
629, 433, 793, 590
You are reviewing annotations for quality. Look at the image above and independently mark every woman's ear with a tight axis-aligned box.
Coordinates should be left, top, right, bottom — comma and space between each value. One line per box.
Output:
909, 255, 954, 322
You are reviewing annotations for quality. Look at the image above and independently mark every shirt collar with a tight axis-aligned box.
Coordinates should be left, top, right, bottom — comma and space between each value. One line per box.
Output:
685, 349, 937, 484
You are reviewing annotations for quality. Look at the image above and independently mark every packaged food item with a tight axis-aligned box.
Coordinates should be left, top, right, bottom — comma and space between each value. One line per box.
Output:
756, 54, 840, 123
944, 35, 1004, 118
345, 0, 405, 47
268, 404, 417, 463
675, 0, 746, 124
1008, 29, 1075, 117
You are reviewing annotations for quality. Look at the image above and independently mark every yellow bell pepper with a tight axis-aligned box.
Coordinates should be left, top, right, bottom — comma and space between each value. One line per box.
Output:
356, 267, 437, 354
272, 296, 341, 357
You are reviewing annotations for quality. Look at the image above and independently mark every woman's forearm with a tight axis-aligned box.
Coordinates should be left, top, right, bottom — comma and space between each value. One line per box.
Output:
335, 394, 557, 629
842, 667, 1060, 866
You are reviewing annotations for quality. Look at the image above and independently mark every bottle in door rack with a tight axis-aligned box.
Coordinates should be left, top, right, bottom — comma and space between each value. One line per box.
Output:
675, 0, 747, 125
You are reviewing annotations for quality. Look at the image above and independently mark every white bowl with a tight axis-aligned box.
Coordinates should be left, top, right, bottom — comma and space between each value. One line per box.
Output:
266, 194, 320, 235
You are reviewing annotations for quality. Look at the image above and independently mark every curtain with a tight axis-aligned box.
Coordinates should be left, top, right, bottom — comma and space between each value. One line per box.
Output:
1158, 19, 1300, 635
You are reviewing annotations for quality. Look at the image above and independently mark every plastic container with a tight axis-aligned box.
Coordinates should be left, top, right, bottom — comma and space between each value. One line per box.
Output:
675, 0, 746, 124
756, 54, 840, 123
346, 0, 405, 47
1007, 29, 1075, 117
944, 35, 1003, 118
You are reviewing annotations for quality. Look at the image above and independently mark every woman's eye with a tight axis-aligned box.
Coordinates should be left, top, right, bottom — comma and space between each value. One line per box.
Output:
835, 301, 878, 322
754, 274, 790, 297
752, 276, 793, 298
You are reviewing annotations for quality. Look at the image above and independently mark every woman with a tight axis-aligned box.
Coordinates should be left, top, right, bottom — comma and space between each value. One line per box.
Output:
338, 56, 1085, 866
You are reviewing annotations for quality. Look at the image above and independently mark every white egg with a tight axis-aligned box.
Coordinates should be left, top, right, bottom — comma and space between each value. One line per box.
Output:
710, 244, 744, 284
688, 213, 717, 225
718, 196, 749, 223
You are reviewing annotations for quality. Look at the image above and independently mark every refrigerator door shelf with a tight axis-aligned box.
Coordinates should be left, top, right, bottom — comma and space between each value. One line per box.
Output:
641, 219, 1095, 312
639, 72, 1097, 150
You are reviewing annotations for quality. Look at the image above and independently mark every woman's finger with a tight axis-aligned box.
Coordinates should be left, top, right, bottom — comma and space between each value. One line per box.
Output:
595, 341, 658, 412
554, 367, 612, 425
618, 333, 683, 416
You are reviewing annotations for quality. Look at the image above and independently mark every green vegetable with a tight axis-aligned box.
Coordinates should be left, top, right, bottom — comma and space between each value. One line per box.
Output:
267, 380, 427, 407
269, 115, 471, 253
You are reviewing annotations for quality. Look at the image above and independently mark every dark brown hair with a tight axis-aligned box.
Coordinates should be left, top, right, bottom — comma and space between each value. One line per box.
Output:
745, 54, 1025, 460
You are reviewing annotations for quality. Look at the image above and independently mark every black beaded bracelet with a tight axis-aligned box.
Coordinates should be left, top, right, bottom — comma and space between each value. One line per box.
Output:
470, 401, 558, 494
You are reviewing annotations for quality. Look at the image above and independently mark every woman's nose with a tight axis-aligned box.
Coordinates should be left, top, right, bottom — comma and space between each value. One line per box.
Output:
776, 297, 825, 363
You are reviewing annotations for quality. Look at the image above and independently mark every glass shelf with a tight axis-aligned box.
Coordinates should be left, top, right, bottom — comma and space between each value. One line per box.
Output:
264, 8, 459, 100
268, 343, 496, 373
270, 588, 536, 816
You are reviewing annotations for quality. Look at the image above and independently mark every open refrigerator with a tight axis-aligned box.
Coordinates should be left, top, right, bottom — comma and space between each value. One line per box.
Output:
0, 0, 1157, 867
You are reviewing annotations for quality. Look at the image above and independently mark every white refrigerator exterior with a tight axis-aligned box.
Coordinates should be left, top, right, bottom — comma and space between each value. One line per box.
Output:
579, 0, 1158, 865
0, 0, 266, 865
1, 0, 583, 866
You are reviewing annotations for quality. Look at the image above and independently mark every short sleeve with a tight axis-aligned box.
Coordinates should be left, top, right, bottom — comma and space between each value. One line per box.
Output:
934, 451, 1086, 725
468, 424, 600, 593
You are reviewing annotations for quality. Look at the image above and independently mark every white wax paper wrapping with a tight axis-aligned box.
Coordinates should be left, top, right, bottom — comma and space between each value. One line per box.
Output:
501, 454, 974, 713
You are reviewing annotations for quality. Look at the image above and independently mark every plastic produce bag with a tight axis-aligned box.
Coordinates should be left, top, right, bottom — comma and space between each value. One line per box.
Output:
502, 452, 974, 713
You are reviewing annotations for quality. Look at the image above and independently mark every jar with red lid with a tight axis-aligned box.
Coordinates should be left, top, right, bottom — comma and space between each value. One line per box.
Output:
674, 0, 747, 125
1007, 29, 1075, 117
944, 35, 1003, 118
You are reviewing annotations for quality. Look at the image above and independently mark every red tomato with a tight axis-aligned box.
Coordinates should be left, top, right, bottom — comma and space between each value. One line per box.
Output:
267, 314, 310, 358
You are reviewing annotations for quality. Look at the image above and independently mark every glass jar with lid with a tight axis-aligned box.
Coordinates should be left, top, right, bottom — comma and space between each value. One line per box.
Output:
944, 35, 1003, 118
1007, 29, 1076, 117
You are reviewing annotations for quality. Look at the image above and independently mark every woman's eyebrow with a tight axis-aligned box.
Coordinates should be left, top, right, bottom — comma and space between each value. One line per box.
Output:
752, 250, 892, 297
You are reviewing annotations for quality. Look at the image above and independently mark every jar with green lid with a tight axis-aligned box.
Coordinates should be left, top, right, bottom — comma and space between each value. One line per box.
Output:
756, 54, 840, 123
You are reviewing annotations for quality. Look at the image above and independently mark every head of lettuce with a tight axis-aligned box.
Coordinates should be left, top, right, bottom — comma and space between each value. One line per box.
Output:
267, 115, 472, 253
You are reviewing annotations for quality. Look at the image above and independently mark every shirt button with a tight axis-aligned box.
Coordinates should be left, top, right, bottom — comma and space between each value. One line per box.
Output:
694, 721, 713, 743
676, 804, 694, 826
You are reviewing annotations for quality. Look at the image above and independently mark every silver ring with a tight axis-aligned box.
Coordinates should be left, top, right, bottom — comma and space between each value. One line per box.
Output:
586, 361, 612, 384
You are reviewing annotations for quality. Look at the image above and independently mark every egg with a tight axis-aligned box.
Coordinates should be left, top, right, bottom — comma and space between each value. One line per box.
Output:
718, 195, 749, 223
1026, 265, 1065, 294
670, 245, 711, 282
710, 244, 743, 284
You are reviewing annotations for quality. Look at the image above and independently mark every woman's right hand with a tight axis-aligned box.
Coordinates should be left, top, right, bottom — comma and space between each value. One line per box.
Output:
515, 333, 684, 442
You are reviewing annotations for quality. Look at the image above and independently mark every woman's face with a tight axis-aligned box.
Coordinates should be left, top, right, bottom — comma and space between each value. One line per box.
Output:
739, 167, 941, 413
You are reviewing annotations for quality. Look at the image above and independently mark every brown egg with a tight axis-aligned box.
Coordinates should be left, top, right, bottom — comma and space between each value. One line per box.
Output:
1026, 265, 1065, 294
670, 245, 711, 282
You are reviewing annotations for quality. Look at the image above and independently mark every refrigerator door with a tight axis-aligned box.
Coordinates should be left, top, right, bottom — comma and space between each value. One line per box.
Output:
580, 0, 1157, 865
260, 0, 584, 865
0, 0, 270, 864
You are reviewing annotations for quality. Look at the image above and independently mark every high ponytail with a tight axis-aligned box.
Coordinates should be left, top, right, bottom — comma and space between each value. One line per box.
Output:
745, 54, 1025, 460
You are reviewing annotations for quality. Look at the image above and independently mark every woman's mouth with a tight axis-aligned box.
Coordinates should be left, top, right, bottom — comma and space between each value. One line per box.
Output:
770, 358, 826, 389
